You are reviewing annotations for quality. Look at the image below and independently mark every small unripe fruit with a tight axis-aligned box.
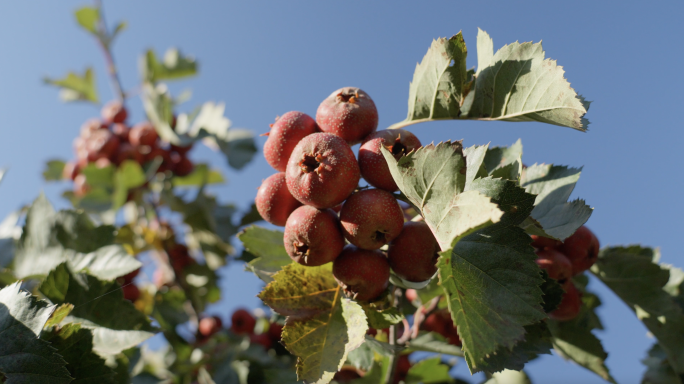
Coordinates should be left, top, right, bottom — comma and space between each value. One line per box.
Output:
198, 316, 223, 337
115, 143, 144, 165
256, 173, 303, 226
359, 129, 421, 192
559, 226, 600, 275
388, 221, 440, 282
129, 122, 159, 146
231, 309, 256, 335
550, 281, 582, 321
535, 248, 572, 282
284, 206, 345, 266
340, 189, 404, 250
531, 235, 562, 249
86, 129, 120, 161
332, 245, 390, 301
316, 87, 378, 145
286, 133, 360, 209
101, 101, 128, 124
264, 111, 319, 172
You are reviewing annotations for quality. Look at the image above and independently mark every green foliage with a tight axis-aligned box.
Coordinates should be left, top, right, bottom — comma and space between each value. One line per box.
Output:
44, 67, 99, 103
0, 210, 22, 269
74, 6, 100, 35
44, 160, 67, 181
0, 282, 72, 383
483, 369, 532, 384
390, 29, 590, 131
40, 264, 156, 356
142, 48, 198, 83
642, 343, 682, 384
171, 164, 225, 187
477, 322, 552, 373
406, 332, 463, 357
239, 226, 292, 283
259, 263, 367, 384
404, 356, 454, 384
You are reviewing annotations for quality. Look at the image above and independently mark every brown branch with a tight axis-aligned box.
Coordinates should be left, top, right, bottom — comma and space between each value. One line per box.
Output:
93, 0, 126, 102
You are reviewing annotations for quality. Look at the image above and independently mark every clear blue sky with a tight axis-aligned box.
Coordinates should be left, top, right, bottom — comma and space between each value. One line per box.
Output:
0, 1, 682, 383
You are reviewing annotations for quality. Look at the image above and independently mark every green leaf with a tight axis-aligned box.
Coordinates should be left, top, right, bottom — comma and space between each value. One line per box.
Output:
44, 160, 66, 181
477, 322, 552, 373
0, 210, 22, 268
406, 331, 463, 357
483, 140, 523, 175
44, 67, 99, 103
113, 161, 146, 210
483, 369, 532, 384
363, 306, 404, 330
438, 178, 546, 371
45, 304, 74, 329
0, 282, 72, 383
540, 270, 564, 313
39, 264, 156, 356
13, 194, 140, 280
239, 226, 292, 283
258, 263, 367, 384
389, 32, 469, 129
74, 6, 100, 35
462, 29, 590, 130
172, 164, 225, 187
42, 323, 116, 383
405, 356, 454, 384
592, 246, 684, 379
142, 48, 198, 83
642, 343, 682, 384
347, 342, 374, 371
381, 142, 503, 251
519, 164, 592, 241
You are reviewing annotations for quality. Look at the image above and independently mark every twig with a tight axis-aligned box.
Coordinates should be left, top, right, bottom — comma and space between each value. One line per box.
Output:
383, 287, 401, 384
94, 0, 126, 102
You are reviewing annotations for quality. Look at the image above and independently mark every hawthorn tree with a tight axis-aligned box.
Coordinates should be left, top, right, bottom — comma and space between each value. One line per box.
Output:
0, 4, 682, 384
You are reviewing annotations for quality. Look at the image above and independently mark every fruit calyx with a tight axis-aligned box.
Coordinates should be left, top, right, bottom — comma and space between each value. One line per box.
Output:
372, 230, 389, 244
293, 241, 309, 256
386, 135, 408, 159
299, 151, 324, 174
336, 90, 360, 104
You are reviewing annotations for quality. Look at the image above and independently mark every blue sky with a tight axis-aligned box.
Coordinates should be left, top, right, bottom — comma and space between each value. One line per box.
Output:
0, 1, 682, 383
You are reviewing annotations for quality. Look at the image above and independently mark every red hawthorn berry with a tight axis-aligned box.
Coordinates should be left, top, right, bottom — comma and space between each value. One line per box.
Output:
122, 284, 140, 302
535, 248, 573, 282
112, 123, 131, 142
359, 129, 421, 192
405, 289, 418, 303
392, 355, 412, 384
250, 333, 273, 350
283, 205, 345, 266
101, 101, 128, 124
115, 143, 145, 165
559, 226, 600, 275
333, 366, 363, 383
550, 281, 582, 321
198, 316, 223, 337
80, 118, 108, 138
263, 111, 319, 172
388, 221, 440, 282
316, 87, 378, 145
171, 153, 194, 177
340, 189, 404, 250
62, 161, 80, 181
86, 129, 120, 161
231, 309, 256, 335
256, 173, 303, 226
170, 143, 193, 156
332, 245, 390, 301
531, 235, 562, 249
145, 146, 174, 172
129, 122, 159, 147
120, 268, 140, 284
286, 132, 360, 209
267, 322, 283, 342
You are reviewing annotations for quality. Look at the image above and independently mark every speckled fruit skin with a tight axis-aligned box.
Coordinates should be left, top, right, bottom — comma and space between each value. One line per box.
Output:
559, 226, 599, 275
340, 189, 404, 250
388, 221, 440, 282
359, 129, 421, 192
264, 111, 319, 172
332, 245, 390, 301
256, 173, 302, 226
283, 205, 345, 266
535, 248, 572, 282
129, 122, 159, 146
286, 132, 360, 209
550, 281, 582, 321
316, 87, 378, 145
101, 100, 128, 124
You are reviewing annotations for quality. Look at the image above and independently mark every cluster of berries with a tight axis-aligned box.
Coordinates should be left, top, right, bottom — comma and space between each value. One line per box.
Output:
196, 309, 283, 350
533, 226, 600, 321
256, 87, 440, 302
62, 100, 194, 196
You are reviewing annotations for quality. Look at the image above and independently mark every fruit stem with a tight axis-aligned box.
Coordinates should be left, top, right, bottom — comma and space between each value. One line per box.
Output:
93, 0, 126, 103
384, 287, 401, 384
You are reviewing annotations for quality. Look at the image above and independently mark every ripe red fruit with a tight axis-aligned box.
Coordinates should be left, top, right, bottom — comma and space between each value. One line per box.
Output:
122, 284, 140, 302
286, 133, 360, 209
333, 367, 362, 383
112, 123, 130, 142
535, 248, 573, 282
167, 243, 193, 272
340, 189, 404, 250
559, 226, 600, 275
170, 143, 193, 156
120, 268, 140, 284
422, 310, 461, 346
316, 87, 378, 145
115, 143, 145, 165
171, 153, 194, 177
256, 173, 303, 226
283, 206, 345, 266
388, 221, 440, 282
550, 281, 582, 321
392, 355, 412, 384
80, 118, 108, 138
359, 129, 421, 192
531, 235, 562, 249
86, 129, 120, 161
101, 101, 128, 124
267, 322, 283, 342
231, 309, 256, 335
62, 161, 80, 181
263, 111, 319, 172
198, 316, 223, 337
332, 245, 390, 301
129, 122, 159, 146
250, 333, 273, 350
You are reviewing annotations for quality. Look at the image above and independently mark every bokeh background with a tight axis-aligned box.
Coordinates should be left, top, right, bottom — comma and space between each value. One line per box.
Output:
1, 1, 683, 383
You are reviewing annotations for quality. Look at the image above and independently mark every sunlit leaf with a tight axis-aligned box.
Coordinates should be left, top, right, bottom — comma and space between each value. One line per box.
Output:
44, 67, 98, 103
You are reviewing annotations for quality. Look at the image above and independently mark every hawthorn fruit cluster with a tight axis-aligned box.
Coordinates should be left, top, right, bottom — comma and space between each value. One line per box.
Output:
533, 226, 600, 321
196, 308, 284, 351
256, 87, 440, 302
62, 100, 194, 196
